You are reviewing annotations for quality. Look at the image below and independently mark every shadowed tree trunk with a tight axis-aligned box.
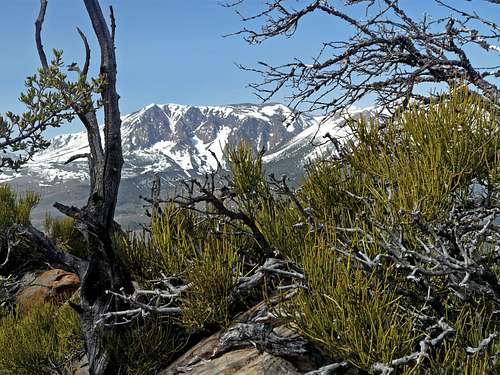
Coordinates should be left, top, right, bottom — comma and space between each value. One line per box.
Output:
31, 1, 134, 373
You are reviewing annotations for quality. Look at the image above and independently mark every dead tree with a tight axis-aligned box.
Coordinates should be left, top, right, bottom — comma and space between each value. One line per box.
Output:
1, 1, 133, 373
227, 0, 500, 117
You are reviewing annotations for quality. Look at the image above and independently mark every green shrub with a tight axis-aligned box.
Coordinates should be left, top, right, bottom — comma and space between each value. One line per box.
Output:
43, 214, 87, 258
116, 204, 202, 284
106, 317, 187, 375
0, 185, 39, 230
301, 159, 372, 227
179, 234, 242, 330
228, 141, 271, 218
0, 185, 40, 272
426, 305, 500, 374
0, 303, 83, 375
303, 84, 498, 226
290, 237, 419, 370
290, 84, 499, 373
148, 204, 201, 278
256, 198, 311, 262
349, 89, 497, 220
118, 205, 243, 331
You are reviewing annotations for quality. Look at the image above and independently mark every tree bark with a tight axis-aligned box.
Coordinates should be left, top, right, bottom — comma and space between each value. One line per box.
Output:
77, 2, 133, 374
33, 1, 133, 373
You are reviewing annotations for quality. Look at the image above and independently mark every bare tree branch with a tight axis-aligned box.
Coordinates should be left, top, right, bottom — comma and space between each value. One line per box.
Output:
228, 0, 500, 116
372, 318, 455, 374
76, 27, 91, 76
109, 6, 116, 49
64, 153, 90, 165
35, 0, 49, 69
170, 173, 273, 256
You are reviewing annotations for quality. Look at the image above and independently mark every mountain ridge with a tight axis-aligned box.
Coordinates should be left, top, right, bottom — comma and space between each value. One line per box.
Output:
0, 102, 373, 227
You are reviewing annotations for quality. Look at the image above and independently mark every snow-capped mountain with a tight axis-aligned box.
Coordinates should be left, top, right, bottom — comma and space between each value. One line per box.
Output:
0, 102, 374, 227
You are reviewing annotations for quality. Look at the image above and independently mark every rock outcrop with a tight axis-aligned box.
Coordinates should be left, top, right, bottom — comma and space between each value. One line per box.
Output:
164, 347, 300, 375
16, 268, 80, 313
161, 299, 330, 375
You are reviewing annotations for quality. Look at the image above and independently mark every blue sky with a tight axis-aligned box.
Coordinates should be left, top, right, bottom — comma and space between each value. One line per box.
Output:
0, 1, 499, 137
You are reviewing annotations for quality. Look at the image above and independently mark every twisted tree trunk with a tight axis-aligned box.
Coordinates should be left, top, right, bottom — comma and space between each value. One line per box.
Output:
34, 1, 134, 373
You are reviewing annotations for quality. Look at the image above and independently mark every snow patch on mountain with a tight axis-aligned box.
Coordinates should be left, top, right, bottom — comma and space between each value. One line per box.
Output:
0, 102, 373, 187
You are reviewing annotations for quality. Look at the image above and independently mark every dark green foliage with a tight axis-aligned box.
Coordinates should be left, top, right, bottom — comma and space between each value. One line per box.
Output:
105, 317, 187, 375
0, 185, 40, 272
0, 303, 83, 375
0, 50, 105, 170
44, 214, 87, 258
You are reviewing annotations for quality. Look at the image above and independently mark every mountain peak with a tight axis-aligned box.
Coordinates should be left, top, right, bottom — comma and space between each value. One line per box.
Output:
0, 101, 374, 226
1, 102, 371, 186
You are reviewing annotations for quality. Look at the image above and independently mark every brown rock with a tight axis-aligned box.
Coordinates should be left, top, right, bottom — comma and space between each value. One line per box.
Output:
173, 332, 223, 367
236, 351, 300, 375
72, 355, 89, 375
16, 269, 80, 313
161, 327, 301, 375
163, 348, 299, 375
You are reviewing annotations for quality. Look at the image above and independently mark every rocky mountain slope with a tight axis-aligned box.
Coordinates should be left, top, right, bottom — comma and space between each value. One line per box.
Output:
0, 102, 373, 227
